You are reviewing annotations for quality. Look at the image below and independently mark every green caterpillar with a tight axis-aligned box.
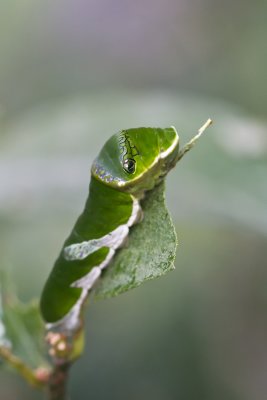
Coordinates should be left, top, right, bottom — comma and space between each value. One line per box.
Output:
40, 120, 212, 332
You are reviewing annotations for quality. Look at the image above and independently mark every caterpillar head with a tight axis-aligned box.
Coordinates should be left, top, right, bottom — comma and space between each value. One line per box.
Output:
91, 127, 179, 195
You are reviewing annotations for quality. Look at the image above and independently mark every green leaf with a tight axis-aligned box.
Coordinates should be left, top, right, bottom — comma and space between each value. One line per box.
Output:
95, 181, 178, 299
0, 272, 48, 370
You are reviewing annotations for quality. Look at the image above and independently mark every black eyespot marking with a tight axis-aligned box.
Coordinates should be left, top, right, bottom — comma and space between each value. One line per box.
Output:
118, 131, 139, 174
123, 158, 136, 174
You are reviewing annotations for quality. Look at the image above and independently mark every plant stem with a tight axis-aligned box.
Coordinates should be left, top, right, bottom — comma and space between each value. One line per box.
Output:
177, 118, 212, 161
45, 325, 85, 399
0, 345, 48, 388
47, 361, 70, 400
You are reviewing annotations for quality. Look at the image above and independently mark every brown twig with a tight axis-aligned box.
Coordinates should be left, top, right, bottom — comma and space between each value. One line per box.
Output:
45, 327, 84, 399
47, 360, 70, 400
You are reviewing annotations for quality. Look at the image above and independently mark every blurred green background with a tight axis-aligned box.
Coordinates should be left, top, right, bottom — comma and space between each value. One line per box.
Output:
0, 1, 267, 399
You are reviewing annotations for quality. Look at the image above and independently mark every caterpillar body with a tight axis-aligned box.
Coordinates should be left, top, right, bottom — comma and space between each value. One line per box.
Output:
40, 121, 212, 332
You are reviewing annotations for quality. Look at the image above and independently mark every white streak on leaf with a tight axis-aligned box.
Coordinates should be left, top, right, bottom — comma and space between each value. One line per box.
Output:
0, 296, 11, 348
